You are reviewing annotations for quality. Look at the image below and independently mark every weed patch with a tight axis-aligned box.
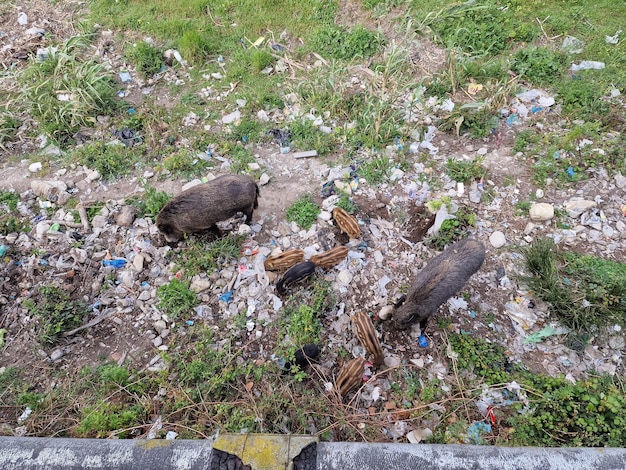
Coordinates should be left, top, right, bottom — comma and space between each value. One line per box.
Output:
286, 195, 320, 230
124, 41, 164, 78
445, 157, 487, 183
308, 25, 384, 60
521, 238, 626, 333
174, 235, 245, 277
24, 285, 90, 344
69, 141, 144, 180
157, 278, 198, 320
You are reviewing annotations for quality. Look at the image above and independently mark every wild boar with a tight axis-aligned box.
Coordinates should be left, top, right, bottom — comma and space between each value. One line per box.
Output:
393, 238, 486, 333
156, 174, 259, 242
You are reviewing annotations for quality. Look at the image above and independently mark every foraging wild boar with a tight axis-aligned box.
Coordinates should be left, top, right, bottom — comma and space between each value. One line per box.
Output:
393, 238, 485, 332
156, 174, 259, 242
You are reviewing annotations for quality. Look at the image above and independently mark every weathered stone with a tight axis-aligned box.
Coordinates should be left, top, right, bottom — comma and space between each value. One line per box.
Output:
564, 199, 596, 218
529, 203, 554, 221
489, 231, 506, 248
115, 205, 138, 226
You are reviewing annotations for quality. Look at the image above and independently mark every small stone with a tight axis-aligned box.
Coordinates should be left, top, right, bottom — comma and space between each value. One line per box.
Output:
615, 172, 626, 189
378, 305, 394, 321
565, 199, 596, 218
190, 279, 212, 293
409, 357, 425, 368
337, 269, 353, 285
476, 147, 488, 156
50, 349, 65, 361
282, 237, 291, 249
524, 222, 536, 235
247, 162, 260, 171
133, 254, 144, 272
489, 231, 506, 248
318, 211, 332, 221
138, 290, 151, 301
152, 336, 163, 348
181, 179, 202, 192
153, 320, 167, 334
609, 335, 625, 350
259, 173, 270, 186
383, 355, 401, 368
222, 110, 241, 124
160, 329, 170, 339
91, 215, 108, 228
28, 162, 43, 173
238, 224, 251, 235
86, 169, 101, 182
529, 203, 554, 221
535, 189, 544, 199
115, 205, 138, 226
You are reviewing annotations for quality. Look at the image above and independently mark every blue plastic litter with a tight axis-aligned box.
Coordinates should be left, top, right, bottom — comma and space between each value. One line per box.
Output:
505, 113, 519, 126
186, 320, 194, 326
566, 166, 575, 178
102, 259, 127, 269
0, 245, 8, 256
419, 334, 429, 348
467, 422, 492, 445
531, 106, 543, 114
219, 290, 233, 302
469, 310, 477, 318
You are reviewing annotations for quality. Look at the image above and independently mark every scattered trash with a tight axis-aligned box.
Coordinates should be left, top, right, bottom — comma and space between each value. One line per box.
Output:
419, 334, 429, 348
17, 12, 28, 26
17, 407, 32, 424
292, 150, 318, 159
505, 300, 538, 331
570, 61, 605, 71
0, 245, 8, 257
466, 421, 491, 445
102, 259, 127, 269
561, 36, 584, 54
113, 127, 141, 147
524, 326, 562, 344
219, 290, 233, 302
119, 71, 132, 83
605, 30, 622, 45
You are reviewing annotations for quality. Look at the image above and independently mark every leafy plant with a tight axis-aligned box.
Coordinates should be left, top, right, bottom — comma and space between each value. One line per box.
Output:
0, 216, 30, 235
0, 190, 19, 211
157, 148, 213, 178
157, 278, 198, 320
309, 25, 384, 60
426, 205, 477, 250
19, 35, 117, 145
178, 30, 218, 65
24, 285, 89, 344
127, 185, 171, 218
124, 41, 164, 78
335, 192, 358, 214
0, 111, 21, 145
359, 156, 393, 185
521, 238, 626, 332
175, 235, 245, 276
445, 156, 486, 183
289, 119, 335, 156
286, 195, 320, 229
227, 146, 257, 174
511, 46, 566, 86
77, 404, 145, 438
69, 141, 144, 180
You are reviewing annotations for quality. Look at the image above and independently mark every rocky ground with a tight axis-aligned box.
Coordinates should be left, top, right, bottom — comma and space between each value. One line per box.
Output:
0, 0, 625, 441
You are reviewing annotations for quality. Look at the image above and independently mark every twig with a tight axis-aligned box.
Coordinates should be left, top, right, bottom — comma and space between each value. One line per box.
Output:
77, 205, 90, 231
536, 17, 562, 41
62, 308, 118, 337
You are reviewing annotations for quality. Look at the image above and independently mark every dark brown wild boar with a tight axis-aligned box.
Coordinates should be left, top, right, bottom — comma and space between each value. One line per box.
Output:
156, 174, 259, 242
393, 238, 485, 333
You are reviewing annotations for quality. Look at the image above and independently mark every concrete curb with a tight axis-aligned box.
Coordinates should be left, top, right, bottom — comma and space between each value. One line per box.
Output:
1, 435, 626, 469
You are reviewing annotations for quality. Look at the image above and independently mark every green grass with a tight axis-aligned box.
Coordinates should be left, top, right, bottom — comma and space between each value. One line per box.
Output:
157, 278, 198, 320
445, 156, 487, 183
19, 35, 118, 146
286, 194, 321, 230
174, 234, 245, 277
68, 141, 145, 181
521, 238, 626, 333
23, 285, 90, 345
126, 185, 171, 218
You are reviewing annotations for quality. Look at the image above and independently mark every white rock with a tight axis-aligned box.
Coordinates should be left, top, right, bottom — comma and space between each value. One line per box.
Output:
609, 335, 625, 350
535, 189, 544, 199
28, 162, 43, 173
614, 172, 626, 188
409, 357, 425, 368
181, 179, 202, 191
222, 110, 241, 124
565, 199, 596, 218
407, 428, 432, 443
318, 211, 332, 221
133, 253, 144, 272
489, 231, 506, 248
336, 269, 353, 286
50, 349, 65, 361
529, 203, 554, 221
282, 237, 291, 249
248, 162, 260, 171
86, 169, 101, 182
238, 224, 251, 235
153, 320, 167, 334
152, 336, 163, 348
259, 173, 270, 186
190, 279, 212, 293
383, 355, 401, 368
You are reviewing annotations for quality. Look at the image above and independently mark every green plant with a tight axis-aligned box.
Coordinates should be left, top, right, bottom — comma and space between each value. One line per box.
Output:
308, 25, 384, 60
0, 190, 19, 211
359, 156, 393, 185
0, 111, 21, 145
426, 205, 477, 250
289, 119, 335, 156
514, 201, 531, 216
249, 49, 274, 73
127, 185, 171, 218
178, 30, 218, 65
231, 118, 264, 143
157, 278, 198, 320
76, 404, 146, 438
440, 105, 498, 138
19, 35, 117, 145
157, 148, 213, 178
0, 216, 30, 235
445, 156, 486, 183
511, 46, 566, 86
69, 141, 144, 180
286, 195, 320, 230
175, 235, 245, 276
513, 129, 541, 153
227, 146, 257, 174
335, 192, 358, 214
124, 41, 164, 78
555, 78, 609, 118
449, 333, 510, 384
25, 285, 89, 344
521, 238, 626, 333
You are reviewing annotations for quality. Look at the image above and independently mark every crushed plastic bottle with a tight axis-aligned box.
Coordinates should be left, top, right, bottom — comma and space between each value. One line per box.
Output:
102, 259, 127, 269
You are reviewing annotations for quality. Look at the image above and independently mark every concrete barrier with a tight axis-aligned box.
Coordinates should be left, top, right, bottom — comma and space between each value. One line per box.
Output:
1, 435, 625, 469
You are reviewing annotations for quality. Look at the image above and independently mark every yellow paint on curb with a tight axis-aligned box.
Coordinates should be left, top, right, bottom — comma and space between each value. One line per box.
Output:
213, 434, 318, 470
